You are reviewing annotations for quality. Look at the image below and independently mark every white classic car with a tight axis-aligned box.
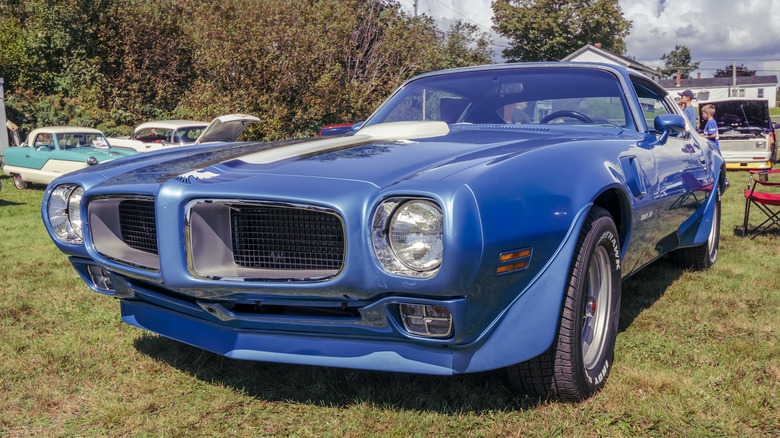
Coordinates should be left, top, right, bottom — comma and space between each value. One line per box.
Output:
109, 115, 261, 152
108, 120, 208, 152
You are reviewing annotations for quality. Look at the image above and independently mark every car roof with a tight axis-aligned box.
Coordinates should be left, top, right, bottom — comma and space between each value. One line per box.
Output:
134, 120, 208, 131
27, 126, 105, 137
406, 61, 635, 82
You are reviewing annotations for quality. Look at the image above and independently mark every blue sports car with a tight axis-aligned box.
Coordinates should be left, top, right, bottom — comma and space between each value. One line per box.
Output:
42, 63, 725, 402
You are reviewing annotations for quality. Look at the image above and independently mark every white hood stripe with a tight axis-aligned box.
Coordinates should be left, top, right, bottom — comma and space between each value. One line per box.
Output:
238, 121, 449, 165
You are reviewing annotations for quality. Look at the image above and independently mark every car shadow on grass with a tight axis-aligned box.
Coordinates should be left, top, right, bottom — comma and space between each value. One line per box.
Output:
132, 257, 685, 413
134, 334, 536, 413
0, 199, 25, 207
618, 256, 685, 333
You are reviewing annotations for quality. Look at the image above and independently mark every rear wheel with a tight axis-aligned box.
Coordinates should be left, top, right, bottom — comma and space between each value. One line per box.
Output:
13, 174, 27, 190
669, 196, 720, 270
507, 207, 622, 402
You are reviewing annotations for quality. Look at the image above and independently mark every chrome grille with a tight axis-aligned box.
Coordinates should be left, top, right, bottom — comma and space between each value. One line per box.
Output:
118, 199, 158, 255
230, 205, 344, 271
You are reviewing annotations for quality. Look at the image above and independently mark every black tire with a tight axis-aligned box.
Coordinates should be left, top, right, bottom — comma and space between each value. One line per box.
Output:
507, 206, 622, 402
13, 174, 27, 190
668, 196, 720, 270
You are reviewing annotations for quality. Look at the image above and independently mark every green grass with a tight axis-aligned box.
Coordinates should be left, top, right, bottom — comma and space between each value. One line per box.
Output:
1, 172, 778, 437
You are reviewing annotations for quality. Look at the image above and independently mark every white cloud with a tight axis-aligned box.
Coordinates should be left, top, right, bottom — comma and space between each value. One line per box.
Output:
620, 0, 780, 76
401, 0, 780, 78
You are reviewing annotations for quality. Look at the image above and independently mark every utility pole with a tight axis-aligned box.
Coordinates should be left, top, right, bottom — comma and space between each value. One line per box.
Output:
0, 78, 9, 159
414, 0, 418, 16
732, 60, 737, 97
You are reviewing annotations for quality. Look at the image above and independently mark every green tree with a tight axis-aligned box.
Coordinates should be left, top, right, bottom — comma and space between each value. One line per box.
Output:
714, 63, 756, 78
491, 0, 631, 62
0, 0, 493, 140
440, 20, 492, 69
659, 45, 700, 79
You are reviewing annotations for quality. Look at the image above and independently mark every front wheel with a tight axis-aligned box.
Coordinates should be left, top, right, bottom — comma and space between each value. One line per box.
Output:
507, 206, 622, 402
13, 174, 27, 190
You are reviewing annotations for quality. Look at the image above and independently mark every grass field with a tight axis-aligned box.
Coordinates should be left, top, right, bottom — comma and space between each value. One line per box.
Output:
0, 172, 778, 437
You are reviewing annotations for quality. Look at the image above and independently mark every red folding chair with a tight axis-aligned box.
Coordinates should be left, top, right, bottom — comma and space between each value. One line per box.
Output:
742, 169, 780, 239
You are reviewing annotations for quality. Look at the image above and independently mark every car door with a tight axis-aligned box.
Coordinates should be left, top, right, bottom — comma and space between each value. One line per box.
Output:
632, 77, 711, 256
22, 132, 56, 170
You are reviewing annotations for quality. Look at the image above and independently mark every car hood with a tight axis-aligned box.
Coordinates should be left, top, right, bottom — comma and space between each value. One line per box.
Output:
83, 122, 627, 190
702, 100, 773, 132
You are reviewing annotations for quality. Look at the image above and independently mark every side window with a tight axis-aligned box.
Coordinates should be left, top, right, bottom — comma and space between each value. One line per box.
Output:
33, 133, 53, 148
632, 77, 677, 133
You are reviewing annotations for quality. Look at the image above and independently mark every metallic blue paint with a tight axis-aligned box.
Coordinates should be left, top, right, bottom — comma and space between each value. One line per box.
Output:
41, 63, 724, 376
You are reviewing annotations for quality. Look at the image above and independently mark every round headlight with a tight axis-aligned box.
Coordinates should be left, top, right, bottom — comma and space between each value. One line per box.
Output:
47, 184, 84, 243
67, 186, 84, 238
388, 200, 443, 271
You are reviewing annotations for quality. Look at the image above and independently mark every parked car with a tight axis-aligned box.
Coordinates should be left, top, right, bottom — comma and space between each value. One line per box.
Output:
109, 115, 261, 152
192, 113, 261, 145
698, 98, 776, 171
3, 127, 136, 189
319, 123, 356, 136
42, 63, 726, 402
109, 120, 209, 152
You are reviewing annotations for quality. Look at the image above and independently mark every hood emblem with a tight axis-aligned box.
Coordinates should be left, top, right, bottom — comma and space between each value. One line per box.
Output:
175, 169, 220, 184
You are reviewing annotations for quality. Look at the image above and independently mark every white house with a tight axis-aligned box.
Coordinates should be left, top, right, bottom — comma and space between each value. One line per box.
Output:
658, 74, 778, 108
562, 44, 661, 80
563, 44, 778, 108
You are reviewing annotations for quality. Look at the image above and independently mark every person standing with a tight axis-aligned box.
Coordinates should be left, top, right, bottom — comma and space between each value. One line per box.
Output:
678, 89, 697, 127
701, 104, 719, 150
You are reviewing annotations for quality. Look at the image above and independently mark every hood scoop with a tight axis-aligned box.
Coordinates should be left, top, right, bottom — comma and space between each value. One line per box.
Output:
358, 121, 450, 140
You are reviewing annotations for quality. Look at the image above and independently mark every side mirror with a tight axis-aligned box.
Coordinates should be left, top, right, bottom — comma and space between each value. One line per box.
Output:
654, 114, 687, 144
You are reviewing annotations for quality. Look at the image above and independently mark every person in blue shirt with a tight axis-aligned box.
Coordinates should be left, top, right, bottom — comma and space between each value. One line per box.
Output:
678, 89, 697, 127
701, 104, 719, 150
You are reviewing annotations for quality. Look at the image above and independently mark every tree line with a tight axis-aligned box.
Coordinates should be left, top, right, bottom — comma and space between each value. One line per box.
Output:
0, 0, 492, 140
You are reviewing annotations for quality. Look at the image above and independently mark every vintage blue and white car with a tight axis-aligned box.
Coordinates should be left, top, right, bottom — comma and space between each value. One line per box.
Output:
42, 63, 725, 402
4, 126, 137, 189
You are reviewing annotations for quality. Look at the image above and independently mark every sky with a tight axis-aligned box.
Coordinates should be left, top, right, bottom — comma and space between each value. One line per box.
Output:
399, 0, 780, 80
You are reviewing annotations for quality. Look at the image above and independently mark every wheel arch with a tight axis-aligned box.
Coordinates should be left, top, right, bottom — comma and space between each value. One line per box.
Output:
591, 187, 631, 255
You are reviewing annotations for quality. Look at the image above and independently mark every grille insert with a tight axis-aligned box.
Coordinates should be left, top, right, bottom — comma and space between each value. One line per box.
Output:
230, 205, 344, 271
118, 199, 158, 255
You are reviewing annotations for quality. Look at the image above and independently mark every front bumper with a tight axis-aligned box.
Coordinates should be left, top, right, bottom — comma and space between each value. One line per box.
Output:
68, 202, 589, 375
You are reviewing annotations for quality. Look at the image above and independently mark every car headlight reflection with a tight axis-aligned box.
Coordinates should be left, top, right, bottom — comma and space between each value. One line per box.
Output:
47, 184, 85, 243
372, 198, 443, 278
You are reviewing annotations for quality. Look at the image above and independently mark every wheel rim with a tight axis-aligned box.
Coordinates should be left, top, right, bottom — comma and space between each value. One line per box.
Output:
581, 245, 612, 370
13, 175, 25, 189
707, 202, 719, 262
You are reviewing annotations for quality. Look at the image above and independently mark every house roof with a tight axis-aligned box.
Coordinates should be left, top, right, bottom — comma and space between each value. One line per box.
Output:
562, 44, 660, 77
658, 75, 778, 89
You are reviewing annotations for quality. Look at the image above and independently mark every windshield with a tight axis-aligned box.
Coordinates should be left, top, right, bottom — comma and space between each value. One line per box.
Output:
173, 127, 205, 144
56, 133, 109, 150
365, 67, 635, 130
